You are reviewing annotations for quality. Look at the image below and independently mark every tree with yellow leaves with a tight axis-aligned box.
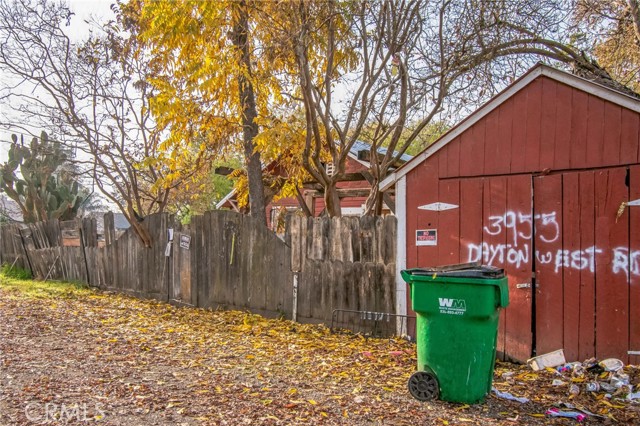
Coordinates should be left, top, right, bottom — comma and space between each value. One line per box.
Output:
263, 0, 638, 216
135, 0, 308, 226
574, 0, 640, 92
136, 0, 639, 219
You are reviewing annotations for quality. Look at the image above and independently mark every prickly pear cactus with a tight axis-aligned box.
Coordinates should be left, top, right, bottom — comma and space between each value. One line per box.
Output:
0, 131, 88, 222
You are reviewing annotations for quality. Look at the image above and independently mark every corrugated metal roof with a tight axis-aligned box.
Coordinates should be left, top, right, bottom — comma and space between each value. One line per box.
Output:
350, 140, 413, 163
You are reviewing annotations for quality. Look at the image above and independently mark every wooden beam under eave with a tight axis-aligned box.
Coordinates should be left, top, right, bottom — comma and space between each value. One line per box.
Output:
360, 170, 396, 213
306, 188, 373, 198
302, 172, 367, 186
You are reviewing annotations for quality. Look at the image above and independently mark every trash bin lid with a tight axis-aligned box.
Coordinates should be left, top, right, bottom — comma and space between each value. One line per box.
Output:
403, 262, 505, 279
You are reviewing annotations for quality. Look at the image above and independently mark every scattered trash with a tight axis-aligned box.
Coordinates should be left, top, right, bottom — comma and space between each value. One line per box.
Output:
557, 362, 581, 373
599, 358, 624, 372
599, 381, 616, 393
585, 382, 600, 392
613, 384, 634, 398
627, 391, 640, 401
546, 407, 587, 422
571, 364, 586, 377
569, 384, 580, 397
557, 402, 607, 420
527, 349, 566, 371
611, 371, 630, 388
491, 387, 529, 403
584, 358, 605, 374
496, 356, 639, 423
501, 371, 515, 384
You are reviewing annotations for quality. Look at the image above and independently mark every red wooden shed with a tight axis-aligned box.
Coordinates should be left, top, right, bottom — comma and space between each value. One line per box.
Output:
381, 64, 640, 363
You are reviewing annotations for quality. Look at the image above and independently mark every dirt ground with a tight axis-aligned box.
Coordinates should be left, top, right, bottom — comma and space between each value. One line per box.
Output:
1, 277, 639, 425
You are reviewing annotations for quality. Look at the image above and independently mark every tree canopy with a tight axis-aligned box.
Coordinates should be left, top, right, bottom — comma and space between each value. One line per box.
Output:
0, 0, 209, 245
2, 0, 638, 231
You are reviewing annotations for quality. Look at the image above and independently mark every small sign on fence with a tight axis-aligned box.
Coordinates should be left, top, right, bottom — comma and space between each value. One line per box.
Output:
180, 234, 191, 250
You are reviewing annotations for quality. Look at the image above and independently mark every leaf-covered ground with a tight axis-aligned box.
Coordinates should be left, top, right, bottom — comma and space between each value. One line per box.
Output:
1, 276, 639, 425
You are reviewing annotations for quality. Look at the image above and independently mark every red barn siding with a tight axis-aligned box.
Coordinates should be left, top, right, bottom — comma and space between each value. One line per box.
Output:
524, 78, 542, 172
553, 83, 572, 169
577, 171, 596, 361
483, 104, 501, 175
630, 165, 640, 365
432, 76, 639, 181
621, 108, 640, 164
402, 72, 640, 362
570, 89, 589, 168
540, 78, 557, 168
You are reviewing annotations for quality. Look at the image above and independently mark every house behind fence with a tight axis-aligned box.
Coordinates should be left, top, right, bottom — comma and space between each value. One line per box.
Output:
0, 212, 400, 335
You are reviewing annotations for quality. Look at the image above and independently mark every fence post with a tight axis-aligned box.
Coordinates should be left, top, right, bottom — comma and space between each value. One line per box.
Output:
288, 215, 302, 322
82, 217, 98, 248
17, 226, 34, 278
104, 212, 116, 245
78, 219, 91, 286
292, 272, 299, 322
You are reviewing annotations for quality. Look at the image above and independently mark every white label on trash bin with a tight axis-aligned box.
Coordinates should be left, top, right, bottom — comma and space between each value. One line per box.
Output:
438, 298, 466, 315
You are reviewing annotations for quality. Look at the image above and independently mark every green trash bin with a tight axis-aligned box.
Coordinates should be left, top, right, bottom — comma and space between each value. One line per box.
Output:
401, 263, 509, 404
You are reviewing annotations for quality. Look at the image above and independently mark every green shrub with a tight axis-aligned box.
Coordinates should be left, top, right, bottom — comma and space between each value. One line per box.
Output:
0, 263, 33, 280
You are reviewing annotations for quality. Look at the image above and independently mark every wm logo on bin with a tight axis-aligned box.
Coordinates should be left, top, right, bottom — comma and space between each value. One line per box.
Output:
438, 298, 467, 315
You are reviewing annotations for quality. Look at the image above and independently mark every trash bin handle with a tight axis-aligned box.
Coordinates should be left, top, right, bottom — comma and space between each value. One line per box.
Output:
496, 282, 509, 309
401, 269, 509, 309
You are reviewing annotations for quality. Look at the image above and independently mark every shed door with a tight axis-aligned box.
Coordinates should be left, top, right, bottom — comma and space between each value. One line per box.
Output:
462, 175, 533, 362
534, 167, 635, 363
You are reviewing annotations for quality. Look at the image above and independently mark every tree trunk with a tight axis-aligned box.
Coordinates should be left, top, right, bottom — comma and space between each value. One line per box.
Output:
230, 1, 267, 227
324, 181, 342, 217
363, 179, 384, 216
126, 205, 152, 248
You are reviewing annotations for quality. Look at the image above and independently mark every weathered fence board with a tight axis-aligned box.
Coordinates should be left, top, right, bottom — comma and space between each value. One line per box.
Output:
184, 211, 293, 318
28, 246, 87, 282
0, 224, 30, 271
81, 217, 98, 247
1, 212, 398, 336
287, 215, 397, 327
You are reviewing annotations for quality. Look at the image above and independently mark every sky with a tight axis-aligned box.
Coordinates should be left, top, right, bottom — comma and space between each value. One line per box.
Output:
0, 0, 115, 162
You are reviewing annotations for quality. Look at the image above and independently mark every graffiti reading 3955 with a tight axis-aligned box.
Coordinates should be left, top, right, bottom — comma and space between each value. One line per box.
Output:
467, 210, 639, 281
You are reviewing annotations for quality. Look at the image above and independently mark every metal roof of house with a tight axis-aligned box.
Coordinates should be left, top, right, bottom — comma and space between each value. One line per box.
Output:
350, 140, 413, 164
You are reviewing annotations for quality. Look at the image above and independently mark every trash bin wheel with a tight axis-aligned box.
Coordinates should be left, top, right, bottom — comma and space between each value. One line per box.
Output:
408, 371, 439, 401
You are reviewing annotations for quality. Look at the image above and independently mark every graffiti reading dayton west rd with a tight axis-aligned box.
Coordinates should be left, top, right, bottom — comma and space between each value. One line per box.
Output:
466, 211, 639, 280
